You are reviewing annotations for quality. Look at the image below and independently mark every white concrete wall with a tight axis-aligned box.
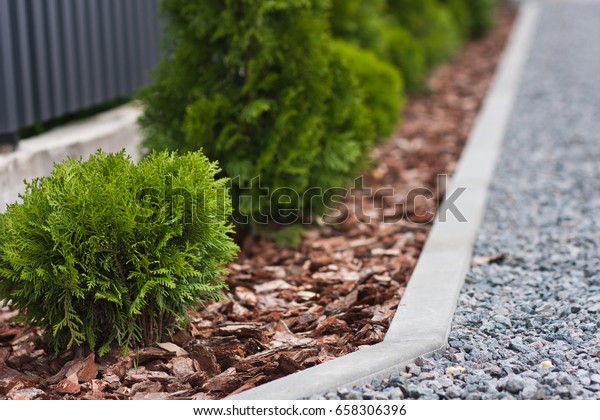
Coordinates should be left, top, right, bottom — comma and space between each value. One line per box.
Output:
0, 104, 142, 212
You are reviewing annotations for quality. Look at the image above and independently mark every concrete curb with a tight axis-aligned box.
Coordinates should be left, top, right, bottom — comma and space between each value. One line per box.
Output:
0, 104, 142, 211
229, 1, 540, 400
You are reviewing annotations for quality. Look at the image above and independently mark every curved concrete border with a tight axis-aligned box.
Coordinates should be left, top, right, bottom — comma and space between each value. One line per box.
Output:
0, 104, 142, 211
229, 1, 541, 400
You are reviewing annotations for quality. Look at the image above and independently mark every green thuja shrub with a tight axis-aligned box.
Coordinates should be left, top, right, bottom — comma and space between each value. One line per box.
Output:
332, 40, 404, 139
329, 0, 426, 93
441, 0, 497, 38
139, 0, 375, 223
329, 0, 389, 53
386, 0, 461, 69
330, 0, 497, 92
380, 26, 427, 93
464, 0, 497, 38
0, 150, 238, 354
443, 0, 473, 39
300, 42, 374, 220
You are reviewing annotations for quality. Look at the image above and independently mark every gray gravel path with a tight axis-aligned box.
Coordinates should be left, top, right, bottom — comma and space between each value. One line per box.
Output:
314, 2, 600, 400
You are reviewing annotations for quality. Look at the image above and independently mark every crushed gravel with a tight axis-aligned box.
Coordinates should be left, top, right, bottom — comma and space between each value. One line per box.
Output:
313, 2, 600, 400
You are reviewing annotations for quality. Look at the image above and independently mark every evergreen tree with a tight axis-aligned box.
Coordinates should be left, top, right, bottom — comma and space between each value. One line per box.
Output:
139, 0, 376, 222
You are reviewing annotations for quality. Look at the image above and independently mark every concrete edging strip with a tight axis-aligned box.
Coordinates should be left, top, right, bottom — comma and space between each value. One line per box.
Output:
229, 1, 540, 400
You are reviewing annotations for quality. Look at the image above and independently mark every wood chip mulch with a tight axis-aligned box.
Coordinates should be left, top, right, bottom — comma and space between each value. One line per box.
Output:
0, 9, 515, 400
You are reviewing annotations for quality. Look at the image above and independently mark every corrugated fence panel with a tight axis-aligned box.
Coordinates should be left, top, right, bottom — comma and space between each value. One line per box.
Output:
99, 0, 116, 100
74, 0, 92, 109
47, 0, 66, 117
146, 0, 160, 72
113, 0, 128, 97
61, 0, 79, 113
0, 0, 18, 136
0, 0, 161, 141
12, 1, 35, 126
31, 0, 53, 124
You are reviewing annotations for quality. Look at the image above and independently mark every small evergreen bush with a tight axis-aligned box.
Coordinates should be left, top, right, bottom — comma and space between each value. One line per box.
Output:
0, 150, 238, 354
333, 40, 404, 139
138, 0, 375, 223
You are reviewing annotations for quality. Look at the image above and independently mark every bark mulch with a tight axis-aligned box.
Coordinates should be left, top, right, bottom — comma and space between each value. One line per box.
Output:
0, 9, 515, 400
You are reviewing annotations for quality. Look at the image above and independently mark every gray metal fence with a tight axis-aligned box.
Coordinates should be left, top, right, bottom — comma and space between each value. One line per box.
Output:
0, 0, 161, 144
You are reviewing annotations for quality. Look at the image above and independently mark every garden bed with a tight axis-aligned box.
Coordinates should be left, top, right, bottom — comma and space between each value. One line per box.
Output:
0, 9, 514, 401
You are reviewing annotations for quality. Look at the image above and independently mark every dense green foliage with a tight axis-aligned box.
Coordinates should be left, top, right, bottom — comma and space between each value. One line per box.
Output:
329, 0, 426, 93
443, 0, 497, 38
464, 0, 498, 38
329, 0, 389, 53
330, 0, 497, 91
139, 0, 375, 222
380, 25, 427, 93
139, 0, 498, 223
387, 0, 461, 68
444, 0, 473, 39
0, 150, 238, 354
333, 40, 404, 139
